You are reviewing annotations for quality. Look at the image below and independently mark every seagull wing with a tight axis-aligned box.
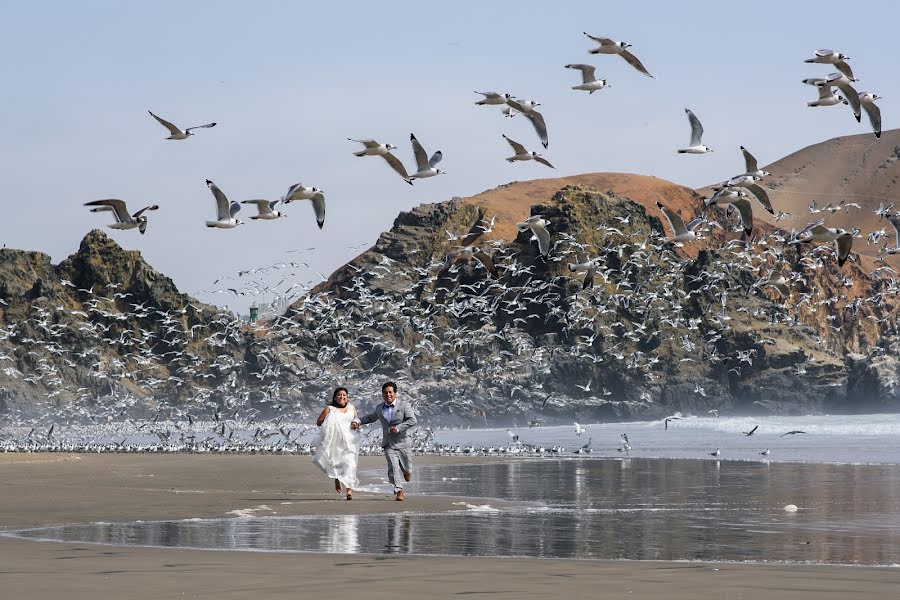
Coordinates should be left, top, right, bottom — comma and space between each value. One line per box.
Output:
184, 122, 217, 134
746, 184, 774, 215
803, 77, 827, 87
740, 146, 759, 174
310, 192, 326, 229
619, 48, 654, 78
283, 182, 304, 202
565, 63, 596, 84
656, 202, 687, 236
532, 223, 551, 256
132, 204, 160, 219
835, 232, 853, 267
502, 134, 527, 155
381, 152, 412, 182
229, 201, 242, 219
815, 84, 836, 100
148, 111, 181, 135
861, 100, 882, 139
410, 133, 429, 171
833, 79, 861, 121
685, 108, 704, 147
523, 109, 549, 148
206, 180, 230, 220
729, 198, 754, 236
429, 150, 443, 168
348, 138, 381, 148
241, 199, 273, 215
85, 199, 130, 223
533, 155, 555, 169
473, 250, 499, 278
834, 60, 854, 80
887, 214, 900, 246
685, 216, 705, 232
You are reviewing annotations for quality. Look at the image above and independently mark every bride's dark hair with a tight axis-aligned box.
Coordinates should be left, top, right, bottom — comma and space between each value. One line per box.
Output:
331, 387, 349, 406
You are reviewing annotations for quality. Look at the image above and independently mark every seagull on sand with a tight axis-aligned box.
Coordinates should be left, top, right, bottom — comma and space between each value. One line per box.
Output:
281, 183, 325, 229
804, 49, 854, 80
474, 91, 511, 106
348, 138, 412, 184
656, 202, 704, 243
240, 199, 286, 220
409, 134, 445, 180
204, 180, 243, 229
517, 215, 551, 257
564, 64, 610, 93
84, 199, 159, 235
859, 92, 883, 139
582, 33, 654, 78
503, 135, 554, 168
677, 109, 712, 154
148, 111, 216, 140
789, 220, 854, 267
505, 99, 549, 148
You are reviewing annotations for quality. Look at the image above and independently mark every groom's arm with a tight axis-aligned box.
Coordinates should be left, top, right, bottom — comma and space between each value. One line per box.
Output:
357, 408, 379, 426
394, 403, 417, 433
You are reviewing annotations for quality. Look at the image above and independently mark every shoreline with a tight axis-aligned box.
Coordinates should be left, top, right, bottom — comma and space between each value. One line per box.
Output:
1, 454, 898, 599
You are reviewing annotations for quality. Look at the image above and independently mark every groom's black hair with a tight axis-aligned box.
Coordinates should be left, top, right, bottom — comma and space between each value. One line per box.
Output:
381, 381, 397, 393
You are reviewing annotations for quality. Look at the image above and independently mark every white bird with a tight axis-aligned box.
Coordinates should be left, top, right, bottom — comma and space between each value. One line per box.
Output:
582, 33, 654, 78
349, 138, 412, 184
859, 92, 883, 139
517, 215, 551, 257
574, 422, 587, 436
240, 199, 286, 220
656, 202, 704, 243
677, 109, 712, 154
739, 146, 771, 179
575, 379, 592, 392
567, 253, 600, 289
503, 135, 554, 168
804, 73, 861, 121
504, 99, 549, 148
706, 196, 754, 237
204, 180, 244, 229
474, 91, 511, 106
708, 409, 719, 418
564, 64, 609, 93
807, 83, 848, 108
148, 111, 216, 140
439, 246, 498, 278
84, 199, 159, 235
789, 220, 854, 267
804, 49, 853, 80
409, 134, 445, 180
281, 183, 325, 229
714, 174, 773, 215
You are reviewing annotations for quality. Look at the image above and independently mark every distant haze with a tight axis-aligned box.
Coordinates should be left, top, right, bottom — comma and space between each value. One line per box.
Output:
0, 0, 894, 312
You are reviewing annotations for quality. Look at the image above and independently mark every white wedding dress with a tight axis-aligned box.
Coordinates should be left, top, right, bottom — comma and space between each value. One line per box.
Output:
313, 404, 360, 489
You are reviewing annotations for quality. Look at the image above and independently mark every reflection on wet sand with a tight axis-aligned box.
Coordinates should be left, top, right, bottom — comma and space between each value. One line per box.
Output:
6, 459, 900, 565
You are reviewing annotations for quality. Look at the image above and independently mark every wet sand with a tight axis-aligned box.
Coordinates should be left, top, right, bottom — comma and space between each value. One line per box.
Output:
1, 453, 898, 599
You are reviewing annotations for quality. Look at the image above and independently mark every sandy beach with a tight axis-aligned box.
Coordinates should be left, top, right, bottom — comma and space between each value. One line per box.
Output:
1, 453, 898, 599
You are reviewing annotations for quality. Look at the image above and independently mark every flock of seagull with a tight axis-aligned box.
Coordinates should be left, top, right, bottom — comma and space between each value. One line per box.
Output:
3, 32, 899, 454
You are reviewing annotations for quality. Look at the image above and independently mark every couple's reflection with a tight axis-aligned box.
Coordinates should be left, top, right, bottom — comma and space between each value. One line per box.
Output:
322, 513, 412, 554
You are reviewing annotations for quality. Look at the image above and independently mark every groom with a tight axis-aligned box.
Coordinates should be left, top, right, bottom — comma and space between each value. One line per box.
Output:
352, 381, 417, 501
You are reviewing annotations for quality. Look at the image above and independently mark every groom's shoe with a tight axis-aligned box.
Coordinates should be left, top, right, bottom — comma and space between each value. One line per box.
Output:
395, 490, 405, 501
403, 471, 412, 482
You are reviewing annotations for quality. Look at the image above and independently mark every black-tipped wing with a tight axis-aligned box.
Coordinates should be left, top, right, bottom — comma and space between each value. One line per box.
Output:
429, 150, 443, 168
148, 111, 181, 135
185, 122, 217, 134
862, 100, 882, 139
836, 233, 853, 267
746, 184, 774, 215
524, 109, 549, 148
730, 198, 754, 236
740, 146, 759, 174
410, 133, 429, 171
685, 108, 703, 146
85, 199, 130, 223
229, 201, 242, 219
473, 250, 499, 278
381, 152, 411, 181
834, 60, 854, 80
132, 204, 159, 219
206, 180, 230, 220
565, 63, 596, 83
502, 134, 527, 155
533, 155, 555, 169
656, 202, 687, 236
310, 192, 326, 229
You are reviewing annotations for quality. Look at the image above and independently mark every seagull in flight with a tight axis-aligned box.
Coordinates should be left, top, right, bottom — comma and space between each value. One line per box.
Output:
657, 202, 704, 243
204, 180, 244, 229
780, 430, 808, 437
409, 134, 445, 180
574, 422, 587, 437
281, 183, 325, 229
84, 199, 159, 235
678, 109, 712, 154
742, 425, 759, 436
148, 111, 216, 140
503, 135, 554, 168
664, 415, 682, 430
240, 199, 286, 220
505, 98, 549, 148
517, 215, 551, 257
789, 220, 854, 267
474, 91, 511, 106
582, 33, 654, 78
804, 49, 854, 80
564, 64, 610, 93
859, 92, 883, 139
349, 138, 412, 184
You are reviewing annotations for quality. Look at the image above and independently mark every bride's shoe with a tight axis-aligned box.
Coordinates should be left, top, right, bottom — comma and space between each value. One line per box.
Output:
346, 489, 353, 501
335, 479, 342, 493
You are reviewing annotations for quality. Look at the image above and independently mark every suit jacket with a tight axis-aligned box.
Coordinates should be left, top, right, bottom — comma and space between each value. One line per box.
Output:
358, 399, 417, 449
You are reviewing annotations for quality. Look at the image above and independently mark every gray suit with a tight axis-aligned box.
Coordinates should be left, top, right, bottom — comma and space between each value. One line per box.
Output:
358, 400, 417, 491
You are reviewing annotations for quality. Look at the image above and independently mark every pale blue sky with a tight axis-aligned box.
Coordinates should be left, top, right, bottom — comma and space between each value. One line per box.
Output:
0, 1, 893, 312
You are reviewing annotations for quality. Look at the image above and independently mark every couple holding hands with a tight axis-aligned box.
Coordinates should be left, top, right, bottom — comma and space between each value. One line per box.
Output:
313, 381, 417, 501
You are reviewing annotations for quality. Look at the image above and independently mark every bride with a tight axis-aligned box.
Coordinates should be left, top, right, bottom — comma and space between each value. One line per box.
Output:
313, 387, 360, 500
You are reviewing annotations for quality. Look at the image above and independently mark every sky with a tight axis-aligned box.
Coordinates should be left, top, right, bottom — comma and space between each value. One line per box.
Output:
0, 1, 894, 313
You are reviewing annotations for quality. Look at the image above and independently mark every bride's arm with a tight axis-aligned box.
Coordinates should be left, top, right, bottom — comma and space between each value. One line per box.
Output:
316, 406, 331, 427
